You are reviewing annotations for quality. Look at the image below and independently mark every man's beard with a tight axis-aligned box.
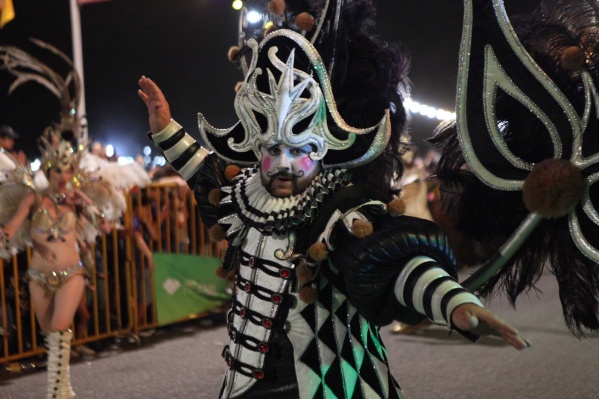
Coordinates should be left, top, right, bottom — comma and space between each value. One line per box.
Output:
262, 171, 309, 197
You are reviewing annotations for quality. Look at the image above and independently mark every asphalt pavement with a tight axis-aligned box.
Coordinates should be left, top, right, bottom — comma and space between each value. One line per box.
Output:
1, 268, 597, 399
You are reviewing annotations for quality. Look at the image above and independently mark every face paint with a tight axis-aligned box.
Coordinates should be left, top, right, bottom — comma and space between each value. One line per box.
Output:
262, 156, 272, 172
300, 156, 314, 171
260, 144, 320, 197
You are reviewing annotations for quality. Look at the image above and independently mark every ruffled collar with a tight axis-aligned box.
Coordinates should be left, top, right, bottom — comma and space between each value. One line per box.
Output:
224, 167, 351, 236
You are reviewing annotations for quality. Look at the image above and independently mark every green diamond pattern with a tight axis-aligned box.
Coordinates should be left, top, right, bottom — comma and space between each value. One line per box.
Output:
295, 270, 405, 398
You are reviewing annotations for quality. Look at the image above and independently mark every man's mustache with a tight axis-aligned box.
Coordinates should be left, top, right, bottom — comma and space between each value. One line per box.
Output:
266, 170, 305, 179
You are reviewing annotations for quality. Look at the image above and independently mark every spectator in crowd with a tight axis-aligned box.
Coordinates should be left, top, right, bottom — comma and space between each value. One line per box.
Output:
0, 125, 27, 165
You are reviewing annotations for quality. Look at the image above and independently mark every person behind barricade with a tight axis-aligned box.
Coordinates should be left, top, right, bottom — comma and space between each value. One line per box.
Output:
0, 124, 27, 165
171, 187, 191, 253
0, 124, 34, 353
129, 187, 158, 330
152, 165, 192, 253
138, 1, 530, 398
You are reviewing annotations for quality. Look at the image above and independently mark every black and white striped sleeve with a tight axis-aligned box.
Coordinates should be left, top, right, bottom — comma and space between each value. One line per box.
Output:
394, 255, 484, 326
148, 119, 210, 182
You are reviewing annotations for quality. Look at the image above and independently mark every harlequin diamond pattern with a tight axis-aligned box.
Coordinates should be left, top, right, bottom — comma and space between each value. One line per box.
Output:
297, 268, 405, 399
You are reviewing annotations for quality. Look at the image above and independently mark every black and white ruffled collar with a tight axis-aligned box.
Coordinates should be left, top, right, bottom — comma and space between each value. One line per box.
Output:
219, 167, 351, 236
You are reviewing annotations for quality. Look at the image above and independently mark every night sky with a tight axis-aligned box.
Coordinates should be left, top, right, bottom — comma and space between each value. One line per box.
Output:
0, 0, 539, 160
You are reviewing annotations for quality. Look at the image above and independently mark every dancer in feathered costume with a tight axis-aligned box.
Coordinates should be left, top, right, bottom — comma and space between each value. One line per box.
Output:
0, 39, 149, 398
139, 1, 529, 398
430, 0, 599, 338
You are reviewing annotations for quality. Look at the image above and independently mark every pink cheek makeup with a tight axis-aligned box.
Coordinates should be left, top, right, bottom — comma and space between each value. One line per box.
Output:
299, 156, 313, 171
262, 156, 272, 171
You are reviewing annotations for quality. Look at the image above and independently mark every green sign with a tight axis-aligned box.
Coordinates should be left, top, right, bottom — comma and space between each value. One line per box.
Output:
153, 253, 231, 326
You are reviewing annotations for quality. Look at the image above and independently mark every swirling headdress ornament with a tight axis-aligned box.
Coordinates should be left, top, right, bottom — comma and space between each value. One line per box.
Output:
199, 29, 390, 168
432, 0, 599, 336
205, 0, 410, 197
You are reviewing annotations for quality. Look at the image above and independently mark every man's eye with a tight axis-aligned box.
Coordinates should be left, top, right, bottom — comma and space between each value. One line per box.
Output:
268, 148, 280, 155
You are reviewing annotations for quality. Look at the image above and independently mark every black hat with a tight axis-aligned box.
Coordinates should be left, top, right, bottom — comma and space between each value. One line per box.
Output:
0, 125, 19, 139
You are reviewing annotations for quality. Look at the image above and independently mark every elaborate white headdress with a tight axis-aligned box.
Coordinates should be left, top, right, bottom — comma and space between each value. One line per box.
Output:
199, 30, 390, 169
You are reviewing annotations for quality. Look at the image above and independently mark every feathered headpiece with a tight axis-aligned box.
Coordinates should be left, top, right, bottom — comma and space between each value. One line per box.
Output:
0, 38, 88, 151
0, 38, 92, 185
431, 0, 599, 337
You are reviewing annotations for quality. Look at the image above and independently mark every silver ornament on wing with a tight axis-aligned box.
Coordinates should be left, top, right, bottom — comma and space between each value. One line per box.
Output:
457, 0, 599, 263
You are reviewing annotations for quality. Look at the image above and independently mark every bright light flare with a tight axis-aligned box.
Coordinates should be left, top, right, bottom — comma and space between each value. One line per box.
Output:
403, 97, 456, 121
247, 10, 261, 23
154, 156, 166, 166
31, 159, 41, 172
106, 144, 115, 158
118, 156, 134, 165
232, 0, 243, 11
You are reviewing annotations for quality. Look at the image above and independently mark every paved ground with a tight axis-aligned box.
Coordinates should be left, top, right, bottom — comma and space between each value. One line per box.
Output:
1, 268, 598, 398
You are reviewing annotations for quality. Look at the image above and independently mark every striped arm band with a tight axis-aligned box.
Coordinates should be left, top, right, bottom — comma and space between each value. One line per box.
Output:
394, 256, 483, 326
148, 119, 210, 181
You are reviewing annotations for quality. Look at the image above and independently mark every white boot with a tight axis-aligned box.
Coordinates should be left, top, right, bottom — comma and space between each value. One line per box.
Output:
46, 330, 76, 398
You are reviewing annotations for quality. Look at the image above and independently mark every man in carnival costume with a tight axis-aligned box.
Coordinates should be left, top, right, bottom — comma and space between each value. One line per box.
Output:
138, 1, 529, 397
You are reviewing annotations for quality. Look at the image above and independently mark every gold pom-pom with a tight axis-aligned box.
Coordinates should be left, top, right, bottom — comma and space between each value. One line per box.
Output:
264, 23, 278, 36
296, 261, 314, 284
268, 0, 286, 16
352, 219, 374, 238
224, 165, 241, 182
561, 46, 585, 71
295, 12, 315, 31
307, 242, 328, 262
208, 188, 222, 207
522, 159, 584, 218
228, 46, 241, 62
299, 285, 318, 304
208, 224, 227, 242
234, 81, 244, 93
388, 198, 406, 217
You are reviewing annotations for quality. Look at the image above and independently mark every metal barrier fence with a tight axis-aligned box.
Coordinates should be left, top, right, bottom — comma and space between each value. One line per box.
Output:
0, 182, 226, 364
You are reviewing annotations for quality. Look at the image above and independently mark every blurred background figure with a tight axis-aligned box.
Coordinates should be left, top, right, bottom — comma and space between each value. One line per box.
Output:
90, 141, 107, 159
0, 125, 27, 165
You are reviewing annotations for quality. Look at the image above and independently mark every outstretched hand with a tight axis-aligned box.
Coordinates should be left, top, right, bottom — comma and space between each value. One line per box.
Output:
451, 303, 531, 350
138, 76, 171, 133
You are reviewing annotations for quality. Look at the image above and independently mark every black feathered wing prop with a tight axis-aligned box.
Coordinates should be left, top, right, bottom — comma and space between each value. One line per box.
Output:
447, 0, 599, 336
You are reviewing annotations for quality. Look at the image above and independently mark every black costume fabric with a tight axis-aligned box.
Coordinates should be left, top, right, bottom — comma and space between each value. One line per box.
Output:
430, 0, 599, 337
209, 165, 460, 398
147, 125, 482, 397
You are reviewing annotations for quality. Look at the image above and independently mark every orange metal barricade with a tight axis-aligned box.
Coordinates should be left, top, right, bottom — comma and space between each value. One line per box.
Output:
0, 183, 226, 365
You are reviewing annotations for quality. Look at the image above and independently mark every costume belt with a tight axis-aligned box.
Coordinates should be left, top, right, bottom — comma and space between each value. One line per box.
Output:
27, 262, 84, 295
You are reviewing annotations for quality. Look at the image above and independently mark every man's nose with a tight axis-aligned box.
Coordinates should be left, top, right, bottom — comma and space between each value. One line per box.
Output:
277, 153, 292, 170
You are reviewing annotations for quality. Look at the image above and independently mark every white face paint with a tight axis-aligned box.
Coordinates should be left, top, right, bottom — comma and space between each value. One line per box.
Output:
260, 144, 321, 198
